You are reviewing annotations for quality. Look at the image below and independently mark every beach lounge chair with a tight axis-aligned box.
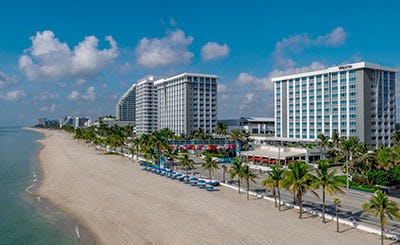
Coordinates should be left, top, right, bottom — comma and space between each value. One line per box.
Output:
172, 173, 182, 180
206, 186, 215, 191
199, 183, 207, 189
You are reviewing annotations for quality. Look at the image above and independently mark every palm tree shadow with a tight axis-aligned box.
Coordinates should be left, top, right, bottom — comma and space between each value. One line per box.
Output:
300, 212, 319, 219
340, 226, 355, 233
279, 205, 294, 212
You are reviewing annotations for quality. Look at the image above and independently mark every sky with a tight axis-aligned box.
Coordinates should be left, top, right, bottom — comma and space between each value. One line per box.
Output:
1, 0, 400, 126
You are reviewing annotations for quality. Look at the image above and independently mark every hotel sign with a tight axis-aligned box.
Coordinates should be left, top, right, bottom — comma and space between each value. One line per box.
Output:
338, 65, 353, 70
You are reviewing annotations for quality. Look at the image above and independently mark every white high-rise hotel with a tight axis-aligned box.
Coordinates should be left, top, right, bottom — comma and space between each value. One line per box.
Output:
272, 62, 397, 147
155, 73, 218, 135
135, 76, 157, 135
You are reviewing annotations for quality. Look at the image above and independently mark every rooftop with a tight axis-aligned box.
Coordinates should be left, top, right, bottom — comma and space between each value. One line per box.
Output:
271, 62, 398, 82
154, 72, 219, 86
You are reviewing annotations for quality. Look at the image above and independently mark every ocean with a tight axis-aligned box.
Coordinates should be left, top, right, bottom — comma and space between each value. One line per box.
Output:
0, 127, 79, 244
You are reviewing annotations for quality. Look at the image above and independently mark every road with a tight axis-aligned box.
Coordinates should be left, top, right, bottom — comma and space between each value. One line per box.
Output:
173, 154, 400, 236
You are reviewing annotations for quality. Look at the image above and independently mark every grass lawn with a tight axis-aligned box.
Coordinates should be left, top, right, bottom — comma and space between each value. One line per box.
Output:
334, 175, 380, 193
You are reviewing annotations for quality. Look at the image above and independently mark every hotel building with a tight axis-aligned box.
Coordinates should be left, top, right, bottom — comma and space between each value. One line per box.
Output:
116, 84, 136, 122
272, 62, 397, 147
154, 73, 218, 135
135, 76, 158, 135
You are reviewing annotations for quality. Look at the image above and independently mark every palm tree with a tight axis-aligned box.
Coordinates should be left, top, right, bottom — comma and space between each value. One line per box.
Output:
230, 128, 242, 157
338, 136, 360, 190
392, 131, 400, 146
202, 156, 219, 180
315, 160, 344, 223
262, 165, 284, 210
333, 197, 341, 232
282, 160, 319, 218
240, 165, 258, 200
362, 190, 400, 245
317, 133, 329, 160
229, 157, 243, 194
179, 153, 194, 174
331, 131, 340, 150
240, 129, 253, 151
163, 146, 178, 170
215, 122, 228, 137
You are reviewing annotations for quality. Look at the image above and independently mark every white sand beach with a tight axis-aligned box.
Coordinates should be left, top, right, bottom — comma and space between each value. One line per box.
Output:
31, 128, 380, 244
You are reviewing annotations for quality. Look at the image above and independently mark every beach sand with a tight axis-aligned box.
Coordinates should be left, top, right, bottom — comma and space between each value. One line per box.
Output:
31, 128, 380, 244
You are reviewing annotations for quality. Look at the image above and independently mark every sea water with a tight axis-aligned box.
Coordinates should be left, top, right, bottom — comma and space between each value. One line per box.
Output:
0, 127, 78, 244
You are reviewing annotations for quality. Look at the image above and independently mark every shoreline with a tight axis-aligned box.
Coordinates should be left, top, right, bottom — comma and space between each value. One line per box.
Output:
23, 127, 97, 244
24, 127, 380, 244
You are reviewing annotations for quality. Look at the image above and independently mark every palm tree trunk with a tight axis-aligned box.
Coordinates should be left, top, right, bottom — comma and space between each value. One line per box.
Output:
293, 191, 296, 205
322, 189, 326, 223
209, 169, 212, 180
381, 214, 384, 245
247, 179, 249, 200
299, 193, 302, 219
278, 187, 281, 211
238, 179, 241, 194
336, 206, 339, 232
273, 188, 277, 207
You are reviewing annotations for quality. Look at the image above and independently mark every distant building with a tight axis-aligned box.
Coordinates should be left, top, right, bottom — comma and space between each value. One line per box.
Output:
37, 118, 59, 127
116, 84, 136, 122
218, 117, 275, 144
38, 118, 47, 127
272, 62, 397, 147
74, 117, 90, 129
155, 73, 218, 135
240, 117, 275, 136
60, 116, 74, 127
135, 76, 157, 135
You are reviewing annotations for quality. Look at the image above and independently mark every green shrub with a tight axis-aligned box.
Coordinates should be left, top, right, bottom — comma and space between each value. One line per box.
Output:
367, 170, 393, 186
393, 165, 400, 183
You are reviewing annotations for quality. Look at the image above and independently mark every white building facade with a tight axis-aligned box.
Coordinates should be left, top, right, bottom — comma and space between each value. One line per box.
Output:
135, 76, 158, 135
272, 62, 397, 147
116, 84, 136, 122
155, 73, 218, 135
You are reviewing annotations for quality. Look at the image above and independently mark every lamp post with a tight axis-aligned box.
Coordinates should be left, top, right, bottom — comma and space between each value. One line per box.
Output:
222, 164, 227, 183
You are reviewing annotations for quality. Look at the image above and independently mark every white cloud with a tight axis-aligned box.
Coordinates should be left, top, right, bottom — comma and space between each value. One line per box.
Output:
218, 62, 326, 118
82, 86, 96, 101
0, 72, 18, 88
316, 27, 347, 46
34, 91, 59, 101
19, 30, 119, 81
39, 104, 56, 112
68, 90, 80, 101
201, 42, 230, 61
0, 89, 27, 101
68, 86, 96, 101
272, 27, 347, 69
135, 29, 194, 68
76, 79, 86, 85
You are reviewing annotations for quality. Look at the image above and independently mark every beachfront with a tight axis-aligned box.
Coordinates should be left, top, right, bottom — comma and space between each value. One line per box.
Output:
32, 128, 380, 244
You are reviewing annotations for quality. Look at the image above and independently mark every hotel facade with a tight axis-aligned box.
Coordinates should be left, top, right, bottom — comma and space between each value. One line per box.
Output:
154, 73, 218, 136
272, 62, 397, 147
135, 76, 158, 135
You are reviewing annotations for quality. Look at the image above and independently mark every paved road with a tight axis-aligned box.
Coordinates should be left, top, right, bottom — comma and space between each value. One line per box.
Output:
174, 155, 400, 236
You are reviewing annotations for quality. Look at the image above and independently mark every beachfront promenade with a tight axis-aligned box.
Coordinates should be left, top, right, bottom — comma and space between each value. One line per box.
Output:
32, 128, 380, 244
186, 155, 400, 237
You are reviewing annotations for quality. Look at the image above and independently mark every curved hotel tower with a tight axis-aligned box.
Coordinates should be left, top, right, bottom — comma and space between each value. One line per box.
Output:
116, 84, 136, 122
272, 62, 397, 147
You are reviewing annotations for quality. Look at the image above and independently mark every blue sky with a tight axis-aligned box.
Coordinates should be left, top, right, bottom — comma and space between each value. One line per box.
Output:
1, 0, 400, 126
